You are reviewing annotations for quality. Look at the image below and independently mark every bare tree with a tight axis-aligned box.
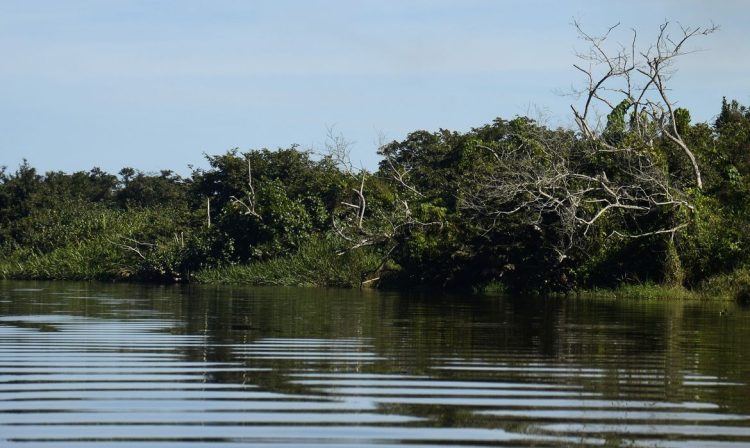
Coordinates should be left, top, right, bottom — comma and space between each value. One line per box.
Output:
325, 125, 356, 175
461, 126, 693, 261
327, 130, 442, 286
570, 20, 717, 189
460, 21, 714, 263
229, 158, 261, 219
323, 126, 371, 248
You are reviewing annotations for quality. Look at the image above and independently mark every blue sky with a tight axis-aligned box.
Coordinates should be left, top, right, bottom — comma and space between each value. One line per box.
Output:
1, 0, 748, 175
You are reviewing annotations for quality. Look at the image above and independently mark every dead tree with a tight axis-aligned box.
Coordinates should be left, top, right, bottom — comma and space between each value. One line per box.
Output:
461, 127, 693, 261
324, 126, 373, 250
460, 21, 714, 264
229, 158, 261, 219
570, 20, 717, 189
327, 130, 442, 285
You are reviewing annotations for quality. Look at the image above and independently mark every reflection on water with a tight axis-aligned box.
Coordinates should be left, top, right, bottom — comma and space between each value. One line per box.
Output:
0, 281, 749, 447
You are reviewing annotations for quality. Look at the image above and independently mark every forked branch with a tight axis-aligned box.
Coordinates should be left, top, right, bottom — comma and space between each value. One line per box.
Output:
570, 20, 716, 189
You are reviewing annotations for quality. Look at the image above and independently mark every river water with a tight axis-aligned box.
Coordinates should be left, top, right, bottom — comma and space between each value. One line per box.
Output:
0, 281, 749, 447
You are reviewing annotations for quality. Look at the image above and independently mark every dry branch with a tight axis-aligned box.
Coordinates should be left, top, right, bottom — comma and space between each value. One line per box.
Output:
570, 20, 716, 189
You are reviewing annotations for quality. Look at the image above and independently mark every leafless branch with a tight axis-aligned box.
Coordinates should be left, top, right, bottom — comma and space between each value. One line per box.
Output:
107, 236, 154, 260
325, 125, 355, 174
570, 20, 717, 189
230, 159, 261, 219
459, 122, 693, 259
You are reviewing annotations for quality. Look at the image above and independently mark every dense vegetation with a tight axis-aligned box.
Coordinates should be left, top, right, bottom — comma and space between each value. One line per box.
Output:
1, 24, 747, 298
1, 98, 749, 299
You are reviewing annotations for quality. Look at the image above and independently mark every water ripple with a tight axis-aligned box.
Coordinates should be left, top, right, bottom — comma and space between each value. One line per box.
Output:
0, 285, 748, 447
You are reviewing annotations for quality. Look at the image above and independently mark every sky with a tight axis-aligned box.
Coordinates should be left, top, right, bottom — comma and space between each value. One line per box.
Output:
1, 0, 748, 175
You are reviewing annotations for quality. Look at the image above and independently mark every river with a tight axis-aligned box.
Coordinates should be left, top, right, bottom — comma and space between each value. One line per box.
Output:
0, 281, 749, 447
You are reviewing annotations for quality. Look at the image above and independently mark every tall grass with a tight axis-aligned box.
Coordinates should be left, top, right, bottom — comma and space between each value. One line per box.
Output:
0, 244, 124, 280
576, 283, 703, 300
194, 238, 382, 288
0, 203, 186, 281
700, 268, 750, 303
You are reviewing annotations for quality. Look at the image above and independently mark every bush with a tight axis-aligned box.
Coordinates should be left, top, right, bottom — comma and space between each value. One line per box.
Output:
0, 201, 203, 281
193, 237, 382, 288
701, 267, 750, 303
678, 193, 747, 285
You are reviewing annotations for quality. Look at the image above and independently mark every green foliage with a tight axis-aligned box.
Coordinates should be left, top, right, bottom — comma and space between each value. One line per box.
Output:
677, 192, 747, 285
193, 237, 381, 288
0, 160, 41, 246
578, 282, 701, 300
0, 204, 139, 280
603, 99, 632, 145
3, 98, 750, 297
578, 237, 664, 288
192, 148, 347, 262
116, 168, 189, 208
0, 201, 203, 282
701, 267, 750, 303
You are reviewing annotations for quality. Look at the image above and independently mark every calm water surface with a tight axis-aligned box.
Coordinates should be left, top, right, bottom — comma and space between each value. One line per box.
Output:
0, 281, 749, 447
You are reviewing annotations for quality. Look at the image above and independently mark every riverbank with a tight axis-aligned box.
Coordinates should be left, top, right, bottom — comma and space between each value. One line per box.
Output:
3, 249, 749, 302
3, 99, 750, 297
0, 237, 382, 288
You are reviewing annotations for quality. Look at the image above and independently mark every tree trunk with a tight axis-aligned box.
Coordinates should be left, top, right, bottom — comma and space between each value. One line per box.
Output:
663, 238, 685, 287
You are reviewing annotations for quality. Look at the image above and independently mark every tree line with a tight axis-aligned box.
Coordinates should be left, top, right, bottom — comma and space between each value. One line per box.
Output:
0, 96, 747, 293
1, 22, 749, 296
